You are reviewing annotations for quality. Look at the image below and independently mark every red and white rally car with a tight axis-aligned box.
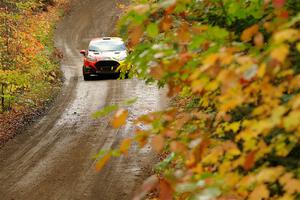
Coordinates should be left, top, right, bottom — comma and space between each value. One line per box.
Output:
80, 37, 127, 80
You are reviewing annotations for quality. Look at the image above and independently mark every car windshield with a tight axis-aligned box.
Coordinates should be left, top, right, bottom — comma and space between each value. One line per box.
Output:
89, 41, 126, 52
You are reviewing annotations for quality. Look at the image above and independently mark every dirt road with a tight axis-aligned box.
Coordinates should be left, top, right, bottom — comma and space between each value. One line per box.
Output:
0, 0, 166, 199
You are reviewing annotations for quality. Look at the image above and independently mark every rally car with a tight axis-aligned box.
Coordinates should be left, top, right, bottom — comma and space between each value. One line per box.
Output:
80, 37, 127, 80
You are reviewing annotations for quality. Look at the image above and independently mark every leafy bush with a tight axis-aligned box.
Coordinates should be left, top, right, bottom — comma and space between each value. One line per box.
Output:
98, 0, 300, 199
0, 0, 65, 112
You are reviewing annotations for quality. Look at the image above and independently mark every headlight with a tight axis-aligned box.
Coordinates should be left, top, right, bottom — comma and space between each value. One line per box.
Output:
86, 55, 97, 62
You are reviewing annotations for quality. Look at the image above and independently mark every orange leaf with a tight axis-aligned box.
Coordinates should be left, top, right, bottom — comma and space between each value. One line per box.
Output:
111, 109, 128, 128
177, 23, 190, 44
133, 175, 159, 200
273, 0, 286, 8
95, 153, 111, 171
150, 66, 164, 80
160, 15, 172, 31
152, 135, 165, 152
120, 138, 132, 155
254, 32, 264, 48
241, 24, 259, 42
135, 129, 149, 148
203, 53, 219, 68
159, 179, 173, 200
170, 141, 187, 155
162, 128, 176, 138
243, 150, 257, 171
129, 25, 143, 47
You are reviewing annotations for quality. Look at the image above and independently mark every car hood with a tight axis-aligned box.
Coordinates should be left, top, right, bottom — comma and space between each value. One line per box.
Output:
88, 50, 127, 62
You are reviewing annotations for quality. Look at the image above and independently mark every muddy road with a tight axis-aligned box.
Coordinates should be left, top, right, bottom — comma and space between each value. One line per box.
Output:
0, 0, 166, 199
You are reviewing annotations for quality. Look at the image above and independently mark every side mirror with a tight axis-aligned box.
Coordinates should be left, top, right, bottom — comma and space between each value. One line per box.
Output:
80, 50, 86, 56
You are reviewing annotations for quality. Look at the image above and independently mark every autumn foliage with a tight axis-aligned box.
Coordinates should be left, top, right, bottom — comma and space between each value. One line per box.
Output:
95, 0, 300, 199
0, 0, 66, 113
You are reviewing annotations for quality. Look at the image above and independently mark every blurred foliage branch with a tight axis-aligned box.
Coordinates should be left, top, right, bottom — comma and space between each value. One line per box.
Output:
95, 0, 300, 199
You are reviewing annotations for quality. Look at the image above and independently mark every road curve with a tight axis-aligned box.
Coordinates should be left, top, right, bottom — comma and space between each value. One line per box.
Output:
0, 0, 166, 199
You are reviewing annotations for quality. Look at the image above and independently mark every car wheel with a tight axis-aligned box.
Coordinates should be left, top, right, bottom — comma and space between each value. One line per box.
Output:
82, 66, 90, 81
83, 74, 90, 81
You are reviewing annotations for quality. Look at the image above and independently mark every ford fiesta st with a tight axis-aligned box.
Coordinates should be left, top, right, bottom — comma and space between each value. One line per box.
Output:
80, 37, 127, 80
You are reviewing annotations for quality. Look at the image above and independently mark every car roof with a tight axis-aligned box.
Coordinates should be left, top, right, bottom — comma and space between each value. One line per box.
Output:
90, 37, 124, 44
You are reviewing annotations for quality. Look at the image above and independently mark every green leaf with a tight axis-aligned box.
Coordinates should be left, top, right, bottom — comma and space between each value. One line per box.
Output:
92, 104, 119, 119
121, 97, 138, 106
146, 23, 159, 38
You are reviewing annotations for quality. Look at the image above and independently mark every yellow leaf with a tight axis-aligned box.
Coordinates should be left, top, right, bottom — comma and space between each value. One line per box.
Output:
257, 63, 266, 78
191, 80, 205, 93
224, 121, 240, 133
296, 42, 300, 52
256, 166, 285, 183
279, 173, 300, 194
270, 106, 287, 125
120, 138, 132, 155
203, 54, 219, 68
117, 3, 126, 9
248, 184, 269, 200
283, 110, 300, 131
223, 173, 240, 187
277, 194, 294, 200
270, 44, 289, 63
111, 109, 128, 128
205, 80, 219, 91
273, 29, 299, 43
202, 146, 223, 164
95, 153, 110, 171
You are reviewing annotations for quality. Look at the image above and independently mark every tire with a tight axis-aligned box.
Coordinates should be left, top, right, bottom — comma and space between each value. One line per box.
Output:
83, 66, 90, 81
83, 74, 90, 81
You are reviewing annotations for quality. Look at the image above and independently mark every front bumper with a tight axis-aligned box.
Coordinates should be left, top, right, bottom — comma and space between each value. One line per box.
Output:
83, 60, 124, 75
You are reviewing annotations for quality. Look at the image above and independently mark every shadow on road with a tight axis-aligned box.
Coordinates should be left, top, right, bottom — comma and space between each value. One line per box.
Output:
85, 73, 125, 81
